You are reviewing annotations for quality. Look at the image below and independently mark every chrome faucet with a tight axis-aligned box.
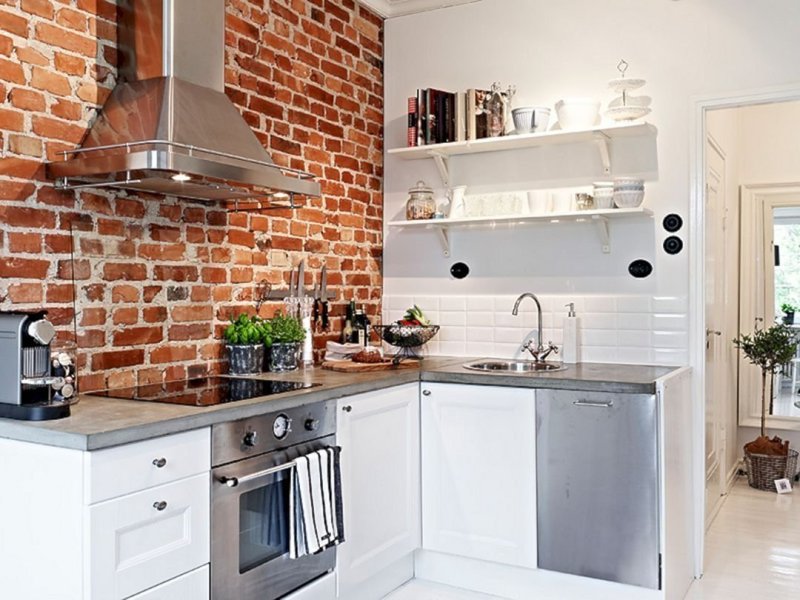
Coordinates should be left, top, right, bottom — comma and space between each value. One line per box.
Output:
512, 293, 559, 363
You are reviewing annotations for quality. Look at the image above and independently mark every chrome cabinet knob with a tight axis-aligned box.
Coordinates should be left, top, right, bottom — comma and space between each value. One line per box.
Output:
153, 501, 168, 511
152, 457, 167, 468
342, 405, 352, 413
422, 389, 431, 396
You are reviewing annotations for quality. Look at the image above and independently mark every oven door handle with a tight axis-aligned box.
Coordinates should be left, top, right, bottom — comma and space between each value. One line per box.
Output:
218, 460, 297, 488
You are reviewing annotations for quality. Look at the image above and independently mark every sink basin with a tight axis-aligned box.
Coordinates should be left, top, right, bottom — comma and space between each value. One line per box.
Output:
462, 360, 567, 373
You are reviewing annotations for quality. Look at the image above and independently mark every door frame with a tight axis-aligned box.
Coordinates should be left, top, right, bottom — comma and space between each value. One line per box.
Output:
689, 82, 800, 577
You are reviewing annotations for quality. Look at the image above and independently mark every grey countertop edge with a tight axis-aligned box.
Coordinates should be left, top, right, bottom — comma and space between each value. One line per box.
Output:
0, 360, 680, 451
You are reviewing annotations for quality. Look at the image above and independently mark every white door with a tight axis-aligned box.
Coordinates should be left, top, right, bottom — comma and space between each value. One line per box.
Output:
704, 136, 727, 524
336, 384, 420, 598
420, 382, 537, 569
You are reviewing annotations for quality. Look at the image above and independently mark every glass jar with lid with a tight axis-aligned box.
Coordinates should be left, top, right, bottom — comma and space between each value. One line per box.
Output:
405, 180, 436, 220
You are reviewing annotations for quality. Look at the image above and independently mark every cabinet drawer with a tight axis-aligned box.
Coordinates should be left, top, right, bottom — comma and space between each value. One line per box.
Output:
127, 565, 209, 600
88, 473, 210, 600
87, 428, 210, 503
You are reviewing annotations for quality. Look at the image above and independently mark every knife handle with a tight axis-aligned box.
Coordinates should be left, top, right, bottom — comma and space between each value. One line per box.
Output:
321, 301, 329, 330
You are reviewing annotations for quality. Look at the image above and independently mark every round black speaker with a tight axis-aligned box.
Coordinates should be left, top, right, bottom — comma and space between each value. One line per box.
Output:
628, 259, 653, 278
663, 236, 684, 255
663, 214, 683, 233
450, 262, 470, 279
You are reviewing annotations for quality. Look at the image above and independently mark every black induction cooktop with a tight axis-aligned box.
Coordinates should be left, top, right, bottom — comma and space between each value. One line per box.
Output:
93, 377, 319, 406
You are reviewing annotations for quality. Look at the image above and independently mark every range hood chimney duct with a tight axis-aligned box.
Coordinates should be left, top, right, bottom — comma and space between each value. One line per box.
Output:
47, 0, 320, 202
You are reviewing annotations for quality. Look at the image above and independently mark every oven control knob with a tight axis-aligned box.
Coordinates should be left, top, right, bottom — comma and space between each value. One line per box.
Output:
243, 431, 258, 447
305, 418, 320, 432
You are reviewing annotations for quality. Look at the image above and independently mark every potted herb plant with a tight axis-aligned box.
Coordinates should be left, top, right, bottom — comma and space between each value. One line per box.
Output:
268, 311, 305, 372
781, 302, 796, 325
224, 314, 272, 375
733, 322, 799, 491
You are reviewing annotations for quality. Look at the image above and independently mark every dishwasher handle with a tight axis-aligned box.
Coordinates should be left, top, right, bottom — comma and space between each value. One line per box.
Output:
573, 399, 614, 408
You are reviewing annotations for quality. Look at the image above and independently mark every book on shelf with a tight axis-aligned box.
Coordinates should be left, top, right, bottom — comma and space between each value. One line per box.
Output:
408, 87, 508, 147
407, 96, 418, 147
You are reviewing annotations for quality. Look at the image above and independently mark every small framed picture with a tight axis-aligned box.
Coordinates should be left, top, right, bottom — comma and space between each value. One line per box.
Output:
775, 478, 793, 494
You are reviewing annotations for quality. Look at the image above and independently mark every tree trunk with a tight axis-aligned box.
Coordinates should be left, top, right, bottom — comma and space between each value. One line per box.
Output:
769, 372, 774, 416
761, 369, 767, 438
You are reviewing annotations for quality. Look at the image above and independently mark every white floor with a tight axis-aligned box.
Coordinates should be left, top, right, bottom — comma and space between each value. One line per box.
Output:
384, 580, 509, 600
685, 475, 800, 599
386, 476, 800, 600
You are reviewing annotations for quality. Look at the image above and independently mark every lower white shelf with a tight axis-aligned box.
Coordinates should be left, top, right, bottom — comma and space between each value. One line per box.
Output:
387, 207, 653, 256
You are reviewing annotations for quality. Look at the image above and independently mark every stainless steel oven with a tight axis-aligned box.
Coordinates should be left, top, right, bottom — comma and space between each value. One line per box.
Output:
211, 400, 337, 600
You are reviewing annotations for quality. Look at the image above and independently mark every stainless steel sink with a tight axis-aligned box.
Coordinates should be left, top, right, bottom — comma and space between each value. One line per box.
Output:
462, 360, 567, 373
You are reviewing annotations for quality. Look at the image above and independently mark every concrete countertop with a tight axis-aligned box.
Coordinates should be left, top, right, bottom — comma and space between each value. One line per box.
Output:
0, 358, 679, 451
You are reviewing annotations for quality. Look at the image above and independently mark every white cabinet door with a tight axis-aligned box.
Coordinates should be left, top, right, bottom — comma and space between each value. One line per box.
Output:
127, 565, 209, 600
421, 382, 537, 568
88, 473, 210, 600
336, 383, 420, 597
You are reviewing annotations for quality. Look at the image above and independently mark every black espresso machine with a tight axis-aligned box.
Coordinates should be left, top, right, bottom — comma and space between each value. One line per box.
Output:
0, 311, 75, 420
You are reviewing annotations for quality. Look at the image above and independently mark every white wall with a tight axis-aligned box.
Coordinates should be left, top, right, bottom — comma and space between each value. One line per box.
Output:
382, 0, 800, 363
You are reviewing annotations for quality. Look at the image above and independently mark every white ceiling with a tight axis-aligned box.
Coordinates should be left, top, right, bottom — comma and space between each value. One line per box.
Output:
357, 0, 482, 18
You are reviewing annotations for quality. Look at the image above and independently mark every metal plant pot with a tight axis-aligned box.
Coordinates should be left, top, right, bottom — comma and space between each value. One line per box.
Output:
227, 344, 265, 375
268, 342, 300, 372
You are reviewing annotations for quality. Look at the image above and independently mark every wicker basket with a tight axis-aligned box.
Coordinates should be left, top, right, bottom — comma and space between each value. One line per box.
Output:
744, 449, 798, 491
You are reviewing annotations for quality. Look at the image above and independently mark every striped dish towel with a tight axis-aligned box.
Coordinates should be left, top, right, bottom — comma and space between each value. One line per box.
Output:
289, 447, 345, 559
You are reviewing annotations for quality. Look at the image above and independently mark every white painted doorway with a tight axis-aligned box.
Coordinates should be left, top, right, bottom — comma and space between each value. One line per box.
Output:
703, 135, 727, 524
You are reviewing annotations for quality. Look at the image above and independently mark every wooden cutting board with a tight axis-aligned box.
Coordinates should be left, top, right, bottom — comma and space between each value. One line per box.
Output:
322, 359, 420, 372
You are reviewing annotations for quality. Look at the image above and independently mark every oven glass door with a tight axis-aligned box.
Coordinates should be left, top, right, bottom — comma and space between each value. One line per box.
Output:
239, 468, 290, 573
211, 435, 337, 600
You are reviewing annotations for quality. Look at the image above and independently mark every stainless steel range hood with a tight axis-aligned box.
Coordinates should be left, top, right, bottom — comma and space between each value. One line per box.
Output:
47, 0, 320, 202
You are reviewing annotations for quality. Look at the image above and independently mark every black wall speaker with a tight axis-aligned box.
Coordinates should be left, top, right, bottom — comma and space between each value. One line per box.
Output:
663, 214, 683, 233
628, 259, 653, 278
663, 236, 683, 255
450, 262, 470, 279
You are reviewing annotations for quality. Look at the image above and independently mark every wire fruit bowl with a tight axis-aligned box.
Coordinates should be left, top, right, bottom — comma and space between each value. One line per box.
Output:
377, 324, 440, 360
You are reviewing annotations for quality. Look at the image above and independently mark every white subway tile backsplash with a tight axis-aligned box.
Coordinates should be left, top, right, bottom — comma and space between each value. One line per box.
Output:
653, 314, 689, 332
440, 296, 467, 311
383, 294, 689, 366
467, 296, 494, 311
617, 296, 653, 313
466, 326, 494, 342
653, 296, 689, 313
440, 311, 467, 326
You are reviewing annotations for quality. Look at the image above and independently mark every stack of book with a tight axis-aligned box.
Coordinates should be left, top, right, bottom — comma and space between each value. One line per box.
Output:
407, 88, 497, 147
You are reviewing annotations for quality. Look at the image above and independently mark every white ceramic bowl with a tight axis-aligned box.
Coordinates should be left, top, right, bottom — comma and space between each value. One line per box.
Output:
555, 98, 600, 130
593, 193, 614, 209
613, 190, 645, 208
512, 106, 551, 134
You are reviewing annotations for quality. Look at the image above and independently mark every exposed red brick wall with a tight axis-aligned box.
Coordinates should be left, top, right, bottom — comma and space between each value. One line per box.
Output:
0, 0, 384, 392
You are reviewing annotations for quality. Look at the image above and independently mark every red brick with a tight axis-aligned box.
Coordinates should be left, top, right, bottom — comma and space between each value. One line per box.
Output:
21, 0, 54, 19
143, 306, 167, 323
9, 134, 43, 157
80, 307, 106, 327
54, 52, 85, 76
7, 282, 43, 303
35, 22, 96, 56
112, 285, 139, 303
0, 10, 29, 37
168, 323, 211, 341
112, 307, 138, 325
0, 257, 49, 279
153, 265, 199, 282
15, 46, 49, 66
92, 349, 145, 371
7, 232, 42, 253
171, 305, 213, 323
114, 326, 163, 347
149, 345, 196, 364
46, 283, 73, 303
103, 262, 147, 281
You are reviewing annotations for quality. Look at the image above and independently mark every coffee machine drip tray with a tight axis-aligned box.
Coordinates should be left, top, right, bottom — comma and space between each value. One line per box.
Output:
94, 377, 319, 406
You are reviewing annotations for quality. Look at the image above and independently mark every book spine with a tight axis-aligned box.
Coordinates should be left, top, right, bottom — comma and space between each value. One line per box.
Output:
466, 89, 476, 141
455, 92, 466, 142
424, 89, 432, 145
416, 89, 424, 146
407, 96, 418, 147
447, 92, 455, 143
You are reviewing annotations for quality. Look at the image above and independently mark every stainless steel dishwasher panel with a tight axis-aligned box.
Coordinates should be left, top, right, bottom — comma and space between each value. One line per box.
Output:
536, 389, 660, 589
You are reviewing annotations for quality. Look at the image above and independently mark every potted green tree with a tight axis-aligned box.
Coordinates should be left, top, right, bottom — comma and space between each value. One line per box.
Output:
224, 314, 272, 375
781, 302, 796, 325
734, 322, 799, 491
268, 312, 305, 372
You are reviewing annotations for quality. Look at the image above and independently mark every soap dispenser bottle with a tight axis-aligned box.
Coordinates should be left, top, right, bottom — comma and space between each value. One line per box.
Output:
562, 303, 579, 364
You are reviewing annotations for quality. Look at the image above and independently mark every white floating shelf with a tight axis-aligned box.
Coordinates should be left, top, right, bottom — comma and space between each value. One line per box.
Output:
387, 122, 657, 186
387, 207, 653, 256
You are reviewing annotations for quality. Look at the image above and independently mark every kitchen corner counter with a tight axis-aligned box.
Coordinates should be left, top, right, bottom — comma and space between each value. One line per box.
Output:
0, 358, 680, 451
423, 361, 678, 395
